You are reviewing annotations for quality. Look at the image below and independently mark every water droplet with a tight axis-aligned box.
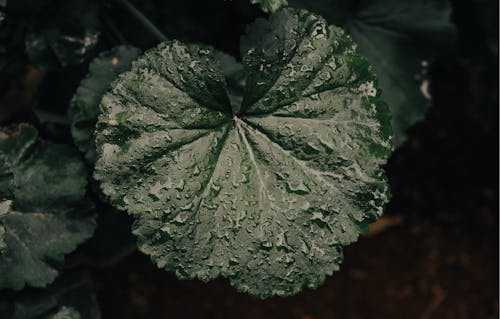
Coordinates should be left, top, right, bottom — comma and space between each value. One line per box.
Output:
276, 231, 291, 251
285, 181, 310, 195
210, 183, 221, 196
260, 241, 273, 250
175, 179, 185, 191
161, 224, 173, 235
174, 211, 190, 224
180, 202, 193, 211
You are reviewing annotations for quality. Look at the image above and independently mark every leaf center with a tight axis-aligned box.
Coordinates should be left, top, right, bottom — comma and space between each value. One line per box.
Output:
233, 114, 244, 128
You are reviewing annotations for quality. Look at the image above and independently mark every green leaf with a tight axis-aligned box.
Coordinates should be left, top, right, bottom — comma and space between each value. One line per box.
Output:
0, 201, 7, 253
0, 1, 5, 26
0, 124, 96, 290
289, 0, 456, 145
251, 0, 288, 13
45, 306, 81, 319
0, 227, 5, 253
212, 50, 246, 112
69, 46, 142, 163
0, 271, 101, 319
95, 8, 391, 298
24, 0, 101, 70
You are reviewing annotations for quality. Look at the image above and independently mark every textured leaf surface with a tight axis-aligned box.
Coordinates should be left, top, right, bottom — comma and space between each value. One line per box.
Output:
251, 0, 288, 13
0, 125, 96, 290
69, 46, 141, 163
289, 0, 456, 145
0, 271, 101, 319
95, 8, 391, 297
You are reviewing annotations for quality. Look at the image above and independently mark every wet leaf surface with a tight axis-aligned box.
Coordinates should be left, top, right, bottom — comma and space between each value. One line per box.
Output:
69, 46, 142, 163
289, 0, 457, 145
94, 8, 391, 297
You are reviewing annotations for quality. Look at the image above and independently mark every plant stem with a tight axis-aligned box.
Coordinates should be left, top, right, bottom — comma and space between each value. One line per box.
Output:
113, 0, 167, 43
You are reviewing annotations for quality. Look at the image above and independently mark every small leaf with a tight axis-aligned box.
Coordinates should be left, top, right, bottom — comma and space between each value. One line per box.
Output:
24, 0, 101, 70
69, 45, 142, 163
95, 8, 391, 298
0, 1, 5, 27
289, 0, 457, 145
55, 307, 82, 319
251, 0, 288, 13
45, 306, 81, 319
0, 124, 96, 290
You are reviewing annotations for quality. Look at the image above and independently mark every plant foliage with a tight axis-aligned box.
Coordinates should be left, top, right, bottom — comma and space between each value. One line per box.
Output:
251, 0, 288, 13
69, 45, 142, 163
0, 0, 460, 304
0, 272, 101, 319
0, 124, 95, 290
94, 8, 391, 297
22, 0, 101, 71
289, 0, 456, 145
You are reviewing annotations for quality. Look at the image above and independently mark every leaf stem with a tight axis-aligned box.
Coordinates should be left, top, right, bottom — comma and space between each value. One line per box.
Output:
113, 0, 167, 43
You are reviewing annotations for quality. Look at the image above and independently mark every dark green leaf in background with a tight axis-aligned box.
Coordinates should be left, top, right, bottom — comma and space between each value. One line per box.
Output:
94, 8, 391, 297
24, 0, 101, 70
289, 0, 457, 145
0, 200, 6, 253
0, 1, 5, 26
0, 271, 101, 319
213, 50, 246, 114
68, 45, 142, 163
45, 306, 81, 319
251, 0, 288, 13
0, 124, 96, 290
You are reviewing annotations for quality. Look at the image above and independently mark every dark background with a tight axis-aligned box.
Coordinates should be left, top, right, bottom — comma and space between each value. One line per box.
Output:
1, 0, 498, 318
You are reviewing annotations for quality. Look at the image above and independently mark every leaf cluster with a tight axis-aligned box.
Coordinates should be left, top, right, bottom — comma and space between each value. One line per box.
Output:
0, 0, 457, 312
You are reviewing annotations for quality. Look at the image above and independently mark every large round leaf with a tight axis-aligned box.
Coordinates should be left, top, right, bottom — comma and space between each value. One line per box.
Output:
0, 124, 96, 290
95, 8, 392, 297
